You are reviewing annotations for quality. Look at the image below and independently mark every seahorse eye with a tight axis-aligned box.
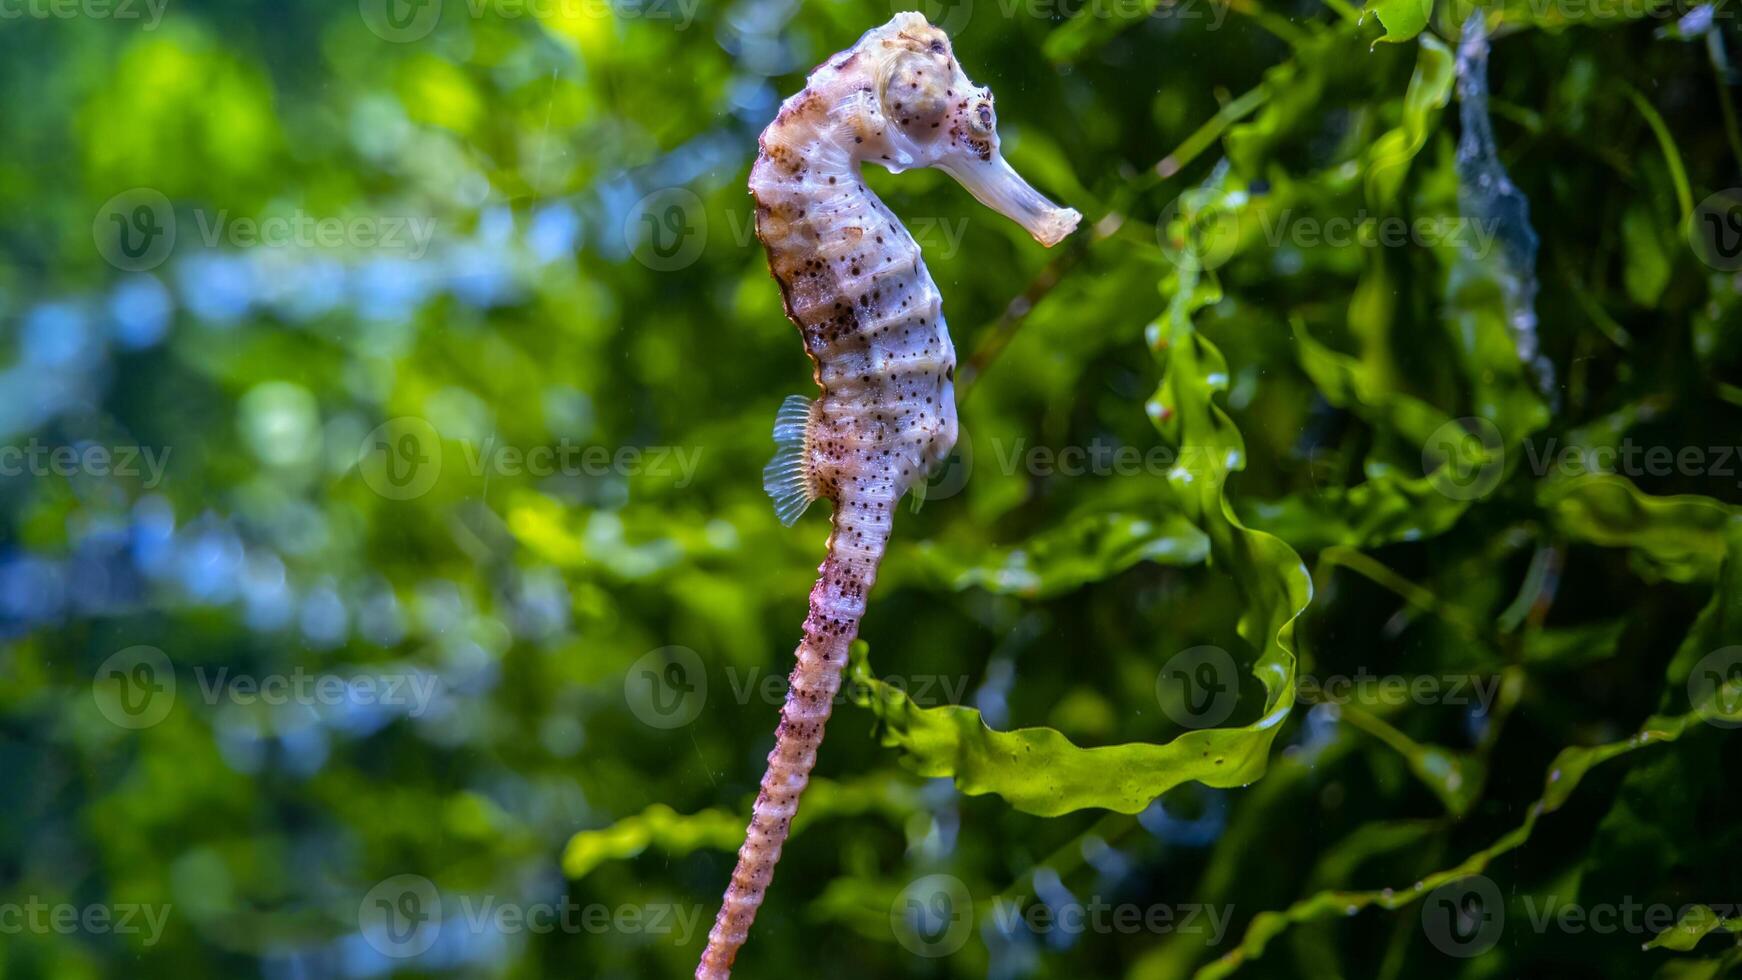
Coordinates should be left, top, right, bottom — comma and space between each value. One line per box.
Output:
969, 98, 995, 137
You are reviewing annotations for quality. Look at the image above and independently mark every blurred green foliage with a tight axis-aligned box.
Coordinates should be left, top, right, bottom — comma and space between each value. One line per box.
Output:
1, 0, 1741, 978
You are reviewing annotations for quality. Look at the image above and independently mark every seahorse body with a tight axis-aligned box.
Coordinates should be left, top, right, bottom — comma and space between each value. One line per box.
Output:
697, 13, 1079, 978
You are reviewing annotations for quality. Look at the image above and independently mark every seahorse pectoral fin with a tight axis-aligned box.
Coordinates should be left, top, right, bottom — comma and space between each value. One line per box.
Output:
938, 153, 1082, 248
763, 394, 822, 526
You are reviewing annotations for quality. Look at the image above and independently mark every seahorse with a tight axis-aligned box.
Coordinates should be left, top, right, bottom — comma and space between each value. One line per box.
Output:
696, 13, 1081, 978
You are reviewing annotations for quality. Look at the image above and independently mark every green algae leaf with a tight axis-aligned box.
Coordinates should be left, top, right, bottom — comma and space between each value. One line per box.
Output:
1291, 318, 1453, 447
1042, 0, 1170, 64
1520, 619, 1629, 668
1336, 703, 1486, 816
1540, 474, 1739, 583
1365, 33, 1456, 202
1194, 525, 1742, 978
1647, 905, 1742, 951
562, 775, 922, 879
1363, 0, 1433, 44
562, 804, 745, 880
898, 510, 1208, 599
849, 640, 1283, 815
1194, 702, 1720, 979
1238, 26, 1554, 553
849, 174, 1308, 818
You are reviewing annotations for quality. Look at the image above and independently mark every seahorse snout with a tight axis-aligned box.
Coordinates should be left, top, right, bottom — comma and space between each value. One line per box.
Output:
940, 152, 1083, 248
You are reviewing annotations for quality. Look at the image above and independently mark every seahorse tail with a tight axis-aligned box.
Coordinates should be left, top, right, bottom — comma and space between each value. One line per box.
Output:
697, 499, 890, 978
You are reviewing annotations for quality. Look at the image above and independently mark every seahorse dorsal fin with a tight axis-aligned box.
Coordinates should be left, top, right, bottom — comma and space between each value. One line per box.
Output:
763, 394, 822, 526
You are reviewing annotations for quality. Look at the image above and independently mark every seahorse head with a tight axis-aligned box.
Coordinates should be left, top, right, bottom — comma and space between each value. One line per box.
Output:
840, 12, 1081, 247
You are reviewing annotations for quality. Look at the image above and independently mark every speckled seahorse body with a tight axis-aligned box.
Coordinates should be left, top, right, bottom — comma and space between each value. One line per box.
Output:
697, 14, 1079, 978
